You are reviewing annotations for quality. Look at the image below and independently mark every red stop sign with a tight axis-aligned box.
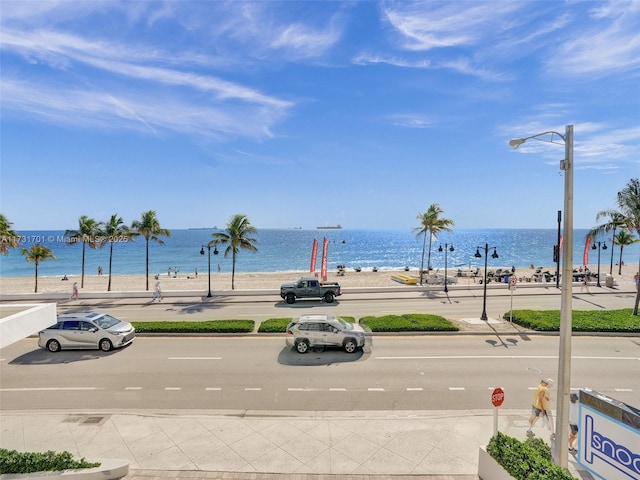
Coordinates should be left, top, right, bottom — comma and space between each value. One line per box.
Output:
492, 387, 505, 407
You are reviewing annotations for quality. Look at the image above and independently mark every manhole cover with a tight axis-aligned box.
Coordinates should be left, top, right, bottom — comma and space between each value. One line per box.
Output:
81, 416, 106, 425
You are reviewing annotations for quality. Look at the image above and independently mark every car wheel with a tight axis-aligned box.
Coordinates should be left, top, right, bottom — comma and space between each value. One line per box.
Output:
324, 292, 334, 303
286, 293, 296, 304
295, 339, 309, 354
47, 339, 61, 352
343, 338, 357, 354
99, 338, 113, 352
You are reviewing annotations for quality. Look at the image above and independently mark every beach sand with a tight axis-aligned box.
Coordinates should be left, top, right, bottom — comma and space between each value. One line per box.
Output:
1, 264, 637, 294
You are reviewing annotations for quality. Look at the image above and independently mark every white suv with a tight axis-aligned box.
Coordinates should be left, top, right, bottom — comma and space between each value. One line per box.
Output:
286, 314, 366, 354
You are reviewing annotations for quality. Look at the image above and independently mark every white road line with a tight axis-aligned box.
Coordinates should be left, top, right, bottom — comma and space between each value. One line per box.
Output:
329, 388, 347, 391
288, 388, 306, 391
0, 387, 99, 392
125, 387, 142, 390
449, 387, 466, 391
168, 357, 221, 360
205, 387, 222, 391
406, 388, 423, 391
614, 388, 633, 392
368, 387, 385, 392
165, 387, 181, 391
245, 387, 261, 391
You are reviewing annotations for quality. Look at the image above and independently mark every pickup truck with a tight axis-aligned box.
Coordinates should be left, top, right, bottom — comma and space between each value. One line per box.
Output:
280, 277, 342, 304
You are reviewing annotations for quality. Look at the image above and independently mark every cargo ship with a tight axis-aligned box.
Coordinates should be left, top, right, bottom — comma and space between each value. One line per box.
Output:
317, 225, 342, 229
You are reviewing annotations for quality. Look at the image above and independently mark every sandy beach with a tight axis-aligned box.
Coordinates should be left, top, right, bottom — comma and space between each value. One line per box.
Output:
1, 263, 637, 294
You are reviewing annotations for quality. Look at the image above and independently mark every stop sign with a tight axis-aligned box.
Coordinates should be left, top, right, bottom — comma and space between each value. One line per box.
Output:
492, 387, 505, 407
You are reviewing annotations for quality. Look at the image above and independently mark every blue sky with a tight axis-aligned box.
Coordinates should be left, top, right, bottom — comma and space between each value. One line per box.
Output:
1, 0, 639, 231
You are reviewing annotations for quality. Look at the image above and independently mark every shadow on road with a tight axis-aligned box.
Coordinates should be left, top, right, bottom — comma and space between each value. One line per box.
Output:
9, 346, 123, 365
277, 343, 372, 366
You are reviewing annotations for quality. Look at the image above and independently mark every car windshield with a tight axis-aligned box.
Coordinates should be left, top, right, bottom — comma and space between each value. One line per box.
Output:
335, 318, 353, 330
93, 315, 121, 329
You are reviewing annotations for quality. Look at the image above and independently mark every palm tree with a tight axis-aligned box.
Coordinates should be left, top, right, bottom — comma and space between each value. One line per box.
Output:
65, 216, 101, 288
99, 214, 132, 291
591, 210, 627, 274
21, 244, 57, 293
131, 210, 171, 291
613, 230, 639, 275
614, 178, 640, 314
0, 214, 20, 254
413, 204, 454, 285
211, 214, 258, 290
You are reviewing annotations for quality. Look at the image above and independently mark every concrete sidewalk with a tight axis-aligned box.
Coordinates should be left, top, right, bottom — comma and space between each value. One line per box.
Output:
0, 408, 594, 479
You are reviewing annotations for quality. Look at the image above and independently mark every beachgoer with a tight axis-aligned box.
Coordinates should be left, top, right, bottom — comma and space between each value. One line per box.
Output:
168, 266, 172, 277
581, 271, 591, 293
153, 281, 162, 302
70, 282, 79, 300
634, 272, 639, 287
98, 266, 103, 276
195, 267, 198, 278
527, 378, 553, 436
217, 264, 221, 273
61, 275, 68, 281
569, 393, 579, 453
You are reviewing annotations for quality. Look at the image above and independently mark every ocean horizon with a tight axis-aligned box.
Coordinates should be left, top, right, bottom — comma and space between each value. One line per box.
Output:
1, 228, 638, 278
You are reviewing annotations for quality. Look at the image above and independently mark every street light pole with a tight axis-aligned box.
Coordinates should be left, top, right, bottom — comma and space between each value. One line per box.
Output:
591, 241, 607, 287
200, 243, 219, 297
438, 243, 454, 293
510, 124, 573, 468
474, 243, 498, 321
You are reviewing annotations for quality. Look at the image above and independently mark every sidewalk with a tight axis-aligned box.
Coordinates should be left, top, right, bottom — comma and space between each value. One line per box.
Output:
0, 408, 594, 479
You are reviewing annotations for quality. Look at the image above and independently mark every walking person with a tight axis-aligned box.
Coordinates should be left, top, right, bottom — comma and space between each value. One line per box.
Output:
70, 282, 79, 300
153, 281, 162, 302
527, 378, 553, 436
581, 271, 591, 293
568, 393, 579, 453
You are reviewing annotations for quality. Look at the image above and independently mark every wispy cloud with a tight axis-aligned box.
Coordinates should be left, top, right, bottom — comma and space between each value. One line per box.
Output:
386, 113, 435, 129
352, 52, 431, 68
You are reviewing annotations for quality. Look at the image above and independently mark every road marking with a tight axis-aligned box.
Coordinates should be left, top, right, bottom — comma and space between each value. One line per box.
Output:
329, 388, 347, 391
406, 388, 423, 391
288, 388, 306, 391
614, 388, 633, 392
449, 387, 466, 391
205, 387, 222, 391
245, 387, 261, 391
0, 387, 99, 392
368, 387, 385, 392
165, 387, 181, 391
125, 387, 142, 390
168, 357, 221, 360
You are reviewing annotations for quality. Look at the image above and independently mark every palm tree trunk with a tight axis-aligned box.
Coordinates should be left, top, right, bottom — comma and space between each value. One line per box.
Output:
34, 262, 39, 293
231, 251, 236, 290
419, 234, 426, 286
618, 247, 624, 276
609, 227, 616, 274
81, 242, 86, 288
145, 238, 150, 291
108, 242, 114, 291
427, 234, 433, 272
634, 258, 640, 316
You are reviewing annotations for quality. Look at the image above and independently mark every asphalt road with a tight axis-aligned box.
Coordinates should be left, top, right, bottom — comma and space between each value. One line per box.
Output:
1, 335, 638, 412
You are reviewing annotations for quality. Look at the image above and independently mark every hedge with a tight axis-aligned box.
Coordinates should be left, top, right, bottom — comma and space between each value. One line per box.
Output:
504, 309, 640, 332
132, 320, 254, 333
359, 313, 457, 332
0, 448, 99, 474
486, 432, 575, 480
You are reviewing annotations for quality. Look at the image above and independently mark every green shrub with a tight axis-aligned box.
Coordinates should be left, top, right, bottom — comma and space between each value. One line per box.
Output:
258, 318, 292, 333
359, 314, 457, 332
486, 433, 575, 480
0, 448, 99, 474
132, 320, 254, 333
504, 309, 640, 332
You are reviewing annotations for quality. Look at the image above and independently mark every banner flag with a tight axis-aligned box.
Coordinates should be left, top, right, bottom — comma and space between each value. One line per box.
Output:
583, 236, 592, 266
321, 237, 328, 281
559, 235, 563, 252
310, 239, 318, 272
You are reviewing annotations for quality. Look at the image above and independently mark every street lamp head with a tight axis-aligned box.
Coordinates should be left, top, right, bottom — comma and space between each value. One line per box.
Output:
509, 138, 526, 149
449, 245, 455, 252
438, 245, 443, 252
491, 248, 499, 259
213, 246, 219, 255
200, 247, 205, 255
602, 242, 608, 250
591, 243, 597, 251
474, 248, 482, 259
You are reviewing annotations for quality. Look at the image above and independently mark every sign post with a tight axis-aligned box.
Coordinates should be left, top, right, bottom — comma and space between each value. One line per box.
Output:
508, 276, 517, 321
492, 387, 505, 437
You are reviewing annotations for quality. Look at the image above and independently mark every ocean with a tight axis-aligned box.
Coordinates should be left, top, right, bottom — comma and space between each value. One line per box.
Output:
0, 228, 638, 278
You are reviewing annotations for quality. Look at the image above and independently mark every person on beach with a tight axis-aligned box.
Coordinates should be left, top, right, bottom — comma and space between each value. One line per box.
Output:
153, 281, 162, 302
527, 378, 553, 436
168, 266, 172, 277
70, 282, 79, 300
568, 393, 579, 453
98, 266, 103, 276
581, 271, 591, 293
194, 267, 198, 278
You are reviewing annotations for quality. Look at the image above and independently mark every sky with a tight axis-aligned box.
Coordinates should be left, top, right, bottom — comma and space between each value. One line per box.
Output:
1, 0, 639, 231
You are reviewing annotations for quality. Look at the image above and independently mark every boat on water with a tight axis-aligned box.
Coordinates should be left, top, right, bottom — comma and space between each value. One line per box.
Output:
317, 225, 342, 229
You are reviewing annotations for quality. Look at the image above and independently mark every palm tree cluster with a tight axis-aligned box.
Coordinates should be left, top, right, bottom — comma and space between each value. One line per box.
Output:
589, 178, 640, 314
413, 203, 454, 286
